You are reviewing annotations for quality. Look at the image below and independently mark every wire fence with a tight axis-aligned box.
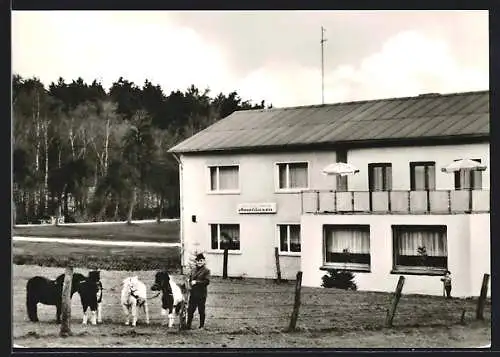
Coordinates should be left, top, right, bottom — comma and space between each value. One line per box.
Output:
50, 271, 491, 335
14, 262, 491, 336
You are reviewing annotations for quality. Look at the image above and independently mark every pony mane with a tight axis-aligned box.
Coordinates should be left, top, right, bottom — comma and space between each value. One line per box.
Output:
123, 276, 140, 288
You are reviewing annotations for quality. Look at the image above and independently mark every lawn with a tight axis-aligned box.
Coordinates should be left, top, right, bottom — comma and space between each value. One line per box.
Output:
12, 220, 180, 243
13, 241, 181, 271
12, 265, 491, 348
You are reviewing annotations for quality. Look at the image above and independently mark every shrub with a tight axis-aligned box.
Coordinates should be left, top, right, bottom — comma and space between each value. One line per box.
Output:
321, 269, 357, 290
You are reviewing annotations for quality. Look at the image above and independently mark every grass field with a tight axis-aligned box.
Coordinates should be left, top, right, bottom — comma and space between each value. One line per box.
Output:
12, 265, 491, 348
13, 241, 181, 271
13, 220, 180, 243
11, 222, 491, 348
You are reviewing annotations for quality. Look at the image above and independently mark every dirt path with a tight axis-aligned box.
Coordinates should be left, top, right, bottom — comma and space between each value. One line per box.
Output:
12, 236, 180, 247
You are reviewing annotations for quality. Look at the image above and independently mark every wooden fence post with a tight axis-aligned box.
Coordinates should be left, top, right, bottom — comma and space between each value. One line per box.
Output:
476, 273, 490, 320
385, 275, 405, 328
275, 247, 282, 284
287, 271, 303, 331
460, 309, 466, 325
179, 275, 190, 331
222, 248, 229, 279
59, 267, 73, 337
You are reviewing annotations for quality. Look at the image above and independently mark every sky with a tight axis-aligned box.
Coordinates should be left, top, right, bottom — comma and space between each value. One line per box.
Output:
12, 10, 489, 108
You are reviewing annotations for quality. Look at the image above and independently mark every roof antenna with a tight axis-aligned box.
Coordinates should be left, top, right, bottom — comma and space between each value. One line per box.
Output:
321, 26, 327, 105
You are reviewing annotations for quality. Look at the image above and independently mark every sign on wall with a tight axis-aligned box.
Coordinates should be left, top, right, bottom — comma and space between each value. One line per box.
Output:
238, 202, 277, 214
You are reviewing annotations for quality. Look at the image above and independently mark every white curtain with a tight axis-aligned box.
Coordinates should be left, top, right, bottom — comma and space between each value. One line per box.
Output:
427, 165, 436, 189
413, 164, 435, 190
289, 163, 308, 188
211, 224, 240, 250
371, 166, 392, 191
413, 166, 425, 190
456, 170, 482, 190
290, 225, 300, 246
220, 224, 240, 249
398, 230, 446, 256
218, 166, 239, 190
325, 228, 370, 254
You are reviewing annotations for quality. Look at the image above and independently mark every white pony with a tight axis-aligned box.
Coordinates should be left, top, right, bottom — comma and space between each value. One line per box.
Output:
120, 276, 150, 326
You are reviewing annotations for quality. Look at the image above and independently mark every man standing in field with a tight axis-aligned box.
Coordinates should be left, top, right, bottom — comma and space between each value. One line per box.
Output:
187, 253, 211, 329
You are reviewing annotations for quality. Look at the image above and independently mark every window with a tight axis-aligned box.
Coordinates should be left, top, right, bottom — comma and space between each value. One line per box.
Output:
410, 162, 435, 190
278, 224, 301, 253
368, 163, 392, 191
209, 166, 239, 192
336, 149, 348, 191
454, 159, 483, 190
210, 224, 240, 250
392, 225, 447, 274
277, 162, 308, 190
323, 225, 371, 271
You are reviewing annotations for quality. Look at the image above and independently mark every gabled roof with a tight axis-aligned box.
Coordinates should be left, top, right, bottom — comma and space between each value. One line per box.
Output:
169, 90, 489, 154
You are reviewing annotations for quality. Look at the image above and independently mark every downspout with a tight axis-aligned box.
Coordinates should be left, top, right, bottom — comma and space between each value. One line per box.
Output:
172, 152, 185, 275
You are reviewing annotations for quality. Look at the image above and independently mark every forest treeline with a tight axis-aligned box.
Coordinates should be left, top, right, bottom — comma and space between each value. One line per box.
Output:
12, 74, 271, 224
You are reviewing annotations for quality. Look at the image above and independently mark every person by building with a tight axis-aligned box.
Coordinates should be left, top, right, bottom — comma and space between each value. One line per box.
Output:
187, 253, 211, 329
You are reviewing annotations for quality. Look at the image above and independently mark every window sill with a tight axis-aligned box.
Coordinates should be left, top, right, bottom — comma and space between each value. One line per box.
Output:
207, 250, 242, 255
275, 189, 307, 194
207, 190, 240, 195
279, 252, 301, 257
390, 267, 447, 276
320, 265, 371, 273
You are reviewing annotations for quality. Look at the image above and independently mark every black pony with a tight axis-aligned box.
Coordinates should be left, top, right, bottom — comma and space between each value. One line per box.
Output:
151, 271, 185, 327
26, 272, 86, 323
77, 270, 103, 325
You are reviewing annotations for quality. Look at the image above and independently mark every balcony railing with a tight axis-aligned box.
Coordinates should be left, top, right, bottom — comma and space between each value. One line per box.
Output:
301, 189, 490, 214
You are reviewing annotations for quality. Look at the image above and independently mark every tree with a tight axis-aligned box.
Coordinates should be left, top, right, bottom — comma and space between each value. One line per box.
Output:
109, 77, 142, 120
13, 74, 269, 222
121, 110, 157, 223
48, 158, 93, 221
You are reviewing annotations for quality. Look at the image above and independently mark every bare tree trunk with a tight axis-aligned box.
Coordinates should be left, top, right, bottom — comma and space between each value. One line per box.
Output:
156, 195, 163, 223
81, 130, 87, 158
34, 92, 40, 172
34, 91, 40, 216
23, 190, 28, 221
69, 118, 75, 160
113, 201, 119, 221
127, 188, 136, 224
97, 193, 110, 222
94, 162, 99, 187
43, 119, 49, 213
104, 115, 110, 175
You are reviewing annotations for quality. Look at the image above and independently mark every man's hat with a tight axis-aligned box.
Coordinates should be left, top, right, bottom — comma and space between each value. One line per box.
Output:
195, 253, 205, 261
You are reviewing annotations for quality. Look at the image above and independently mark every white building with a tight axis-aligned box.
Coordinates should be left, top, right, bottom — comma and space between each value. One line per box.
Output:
169, 91, 490, 297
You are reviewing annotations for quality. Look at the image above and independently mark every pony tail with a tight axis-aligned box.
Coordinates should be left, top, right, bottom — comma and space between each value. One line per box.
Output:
26, 280, 38, 322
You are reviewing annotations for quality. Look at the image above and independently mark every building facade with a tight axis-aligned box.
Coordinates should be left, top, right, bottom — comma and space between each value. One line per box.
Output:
170, 91, 490, 297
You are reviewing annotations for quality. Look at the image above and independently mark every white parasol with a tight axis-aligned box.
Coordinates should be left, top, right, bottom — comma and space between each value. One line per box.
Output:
441, 159, 487, 173
322, 162, 360, 176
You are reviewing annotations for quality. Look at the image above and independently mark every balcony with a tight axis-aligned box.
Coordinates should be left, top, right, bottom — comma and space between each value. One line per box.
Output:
301, 189, 490, 215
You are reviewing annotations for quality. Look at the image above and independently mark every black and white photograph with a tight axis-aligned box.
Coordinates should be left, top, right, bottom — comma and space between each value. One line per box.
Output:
11, 9, 491, 349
